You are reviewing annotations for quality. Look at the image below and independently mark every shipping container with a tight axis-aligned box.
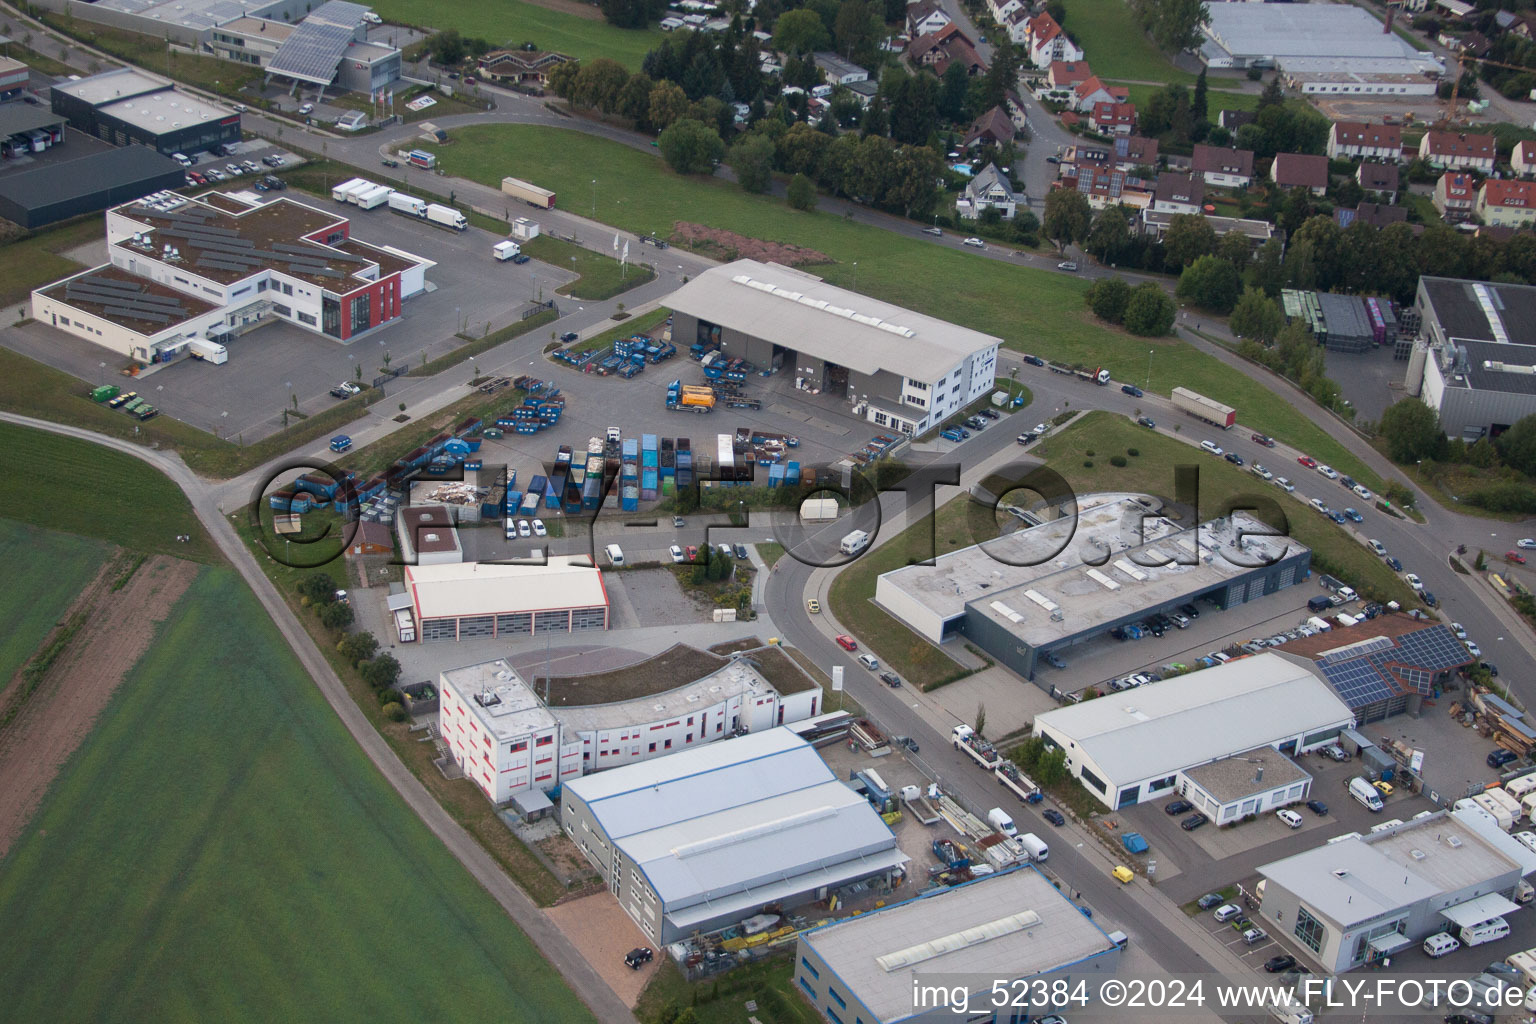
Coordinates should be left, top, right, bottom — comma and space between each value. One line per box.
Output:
1171, 387, 1237, 429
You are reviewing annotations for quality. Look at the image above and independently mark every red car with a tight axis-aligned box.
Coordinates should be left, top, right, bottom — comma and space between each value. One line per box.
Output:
685, 545, 699, 562
835, 634, 858, 651
1509, 551, 1527, 565
1297, 455, 1317, 468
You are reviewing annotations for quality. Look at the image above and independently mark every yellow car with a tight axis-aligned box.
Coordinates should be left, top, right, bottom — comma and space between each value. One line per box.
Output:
807, 598, 821, 614
1112, 865, 1134, 884
1373, 779, 1394, 797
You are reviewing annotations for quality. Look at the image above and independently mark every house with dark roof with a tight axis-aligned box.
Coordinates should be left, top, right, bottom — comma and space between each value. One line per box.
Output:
908, 24, 970, 68
1334, 202, 1407, 230
1279, 614, 1472, 723
905, 0, 951, 38
1478, 179, 1536, 230
963, 106, 1017, 149
1356, 162, 1400, 203
1089, 101, 1136, 135
1270, 152, 1329, 196
1419, 130, 1496, 173
1109, 135, 1158, 172
1152, 172, 1204, 215
1220, 109, 1255, 132
347, 520, 395, 556
1003, 90, 1029, 131
1434, 171, 1477, 222
478, 49, 571, 86
958, 163, 1022, 220
1191, 144, 1255, 189
1326, 121, 1403, 162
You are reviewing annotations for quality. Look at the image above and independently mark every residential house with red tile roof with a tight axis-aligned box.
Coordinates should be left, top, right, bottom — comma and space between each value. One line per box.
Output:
1477, 179, 1536, 229
1090, 101, 1137, 135
1433, 171, 1477, 222
1326, 122, 1403, 162
1418, 130, 1495, 173
1270, 153, 1329, 196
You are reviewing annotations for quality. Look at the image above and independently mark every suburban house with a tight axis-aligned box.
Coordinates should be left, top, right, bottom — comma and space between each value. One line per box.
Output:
1073, 76, 1127, 112
1477, 179, 1536, 229
813, 52, 869, 85
933, 39, 986, 76
989, 0, 1025, 24
957, 163, 1022, 220
1089, 101, 1137, 135
1003, 90, 1029, 131
1000, 7, 1032, 45
1419, 130, 1496, 173
1063, 167, 1144, 209
1270, 153, 1329, 196
1356, 162, 1400, 203
1326, 121, 1403, 161
1152, 172, 1204, 215
1025, 11, 1083, 68
905, 0, 951, 38
1513, 141, 1536, 178
1433, 171, 1477, 222
963, 106, 1017, 149
1334, 202, 1407, 229
1048, 60, 1094, 91
1191, 144, 1255, 189
346, 520, 395, 556
477, 49, 572, 87
1112, 135, 1159, 172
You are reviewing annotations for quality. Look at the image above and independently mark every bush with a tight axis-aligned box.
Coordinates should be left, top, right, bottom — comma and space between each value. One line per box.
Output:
317, 600, 354, 632
1083, 460, 1094, 468
1110, 455, 1127, 467
1086, 449, 1096, 457
360, 652, 402, 691
1127, 448, 1139, 457
382, 701, 407, 722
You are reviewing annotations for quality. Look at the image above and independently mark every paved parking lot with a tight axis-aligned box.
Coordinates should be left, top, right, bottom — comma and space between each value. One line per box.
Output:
1323, 343, 1411, 426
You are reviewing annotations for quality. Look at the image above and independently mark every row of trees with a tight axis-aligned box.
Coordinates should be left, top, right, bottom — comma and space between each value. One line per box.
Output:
1127, 0, 1208, 53
1083, 277, 1178, 336
1380, 400, 1536, 515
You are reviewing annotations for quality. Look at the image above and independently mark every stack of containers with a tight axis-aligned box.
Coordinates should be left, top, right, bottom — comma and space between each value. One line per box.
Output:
786, 461, 801, 486
660, 438, 675, 478
767, 464, 786, 488
676, 438, 693, 490
621, 437, 640, 512
717, 433, 736, 485
641, 434, 659, 503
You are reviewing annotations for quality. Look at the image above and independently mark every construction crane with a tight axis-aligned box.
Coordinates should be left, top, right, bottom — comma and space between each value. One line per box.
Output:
1441, 51, 1536, 126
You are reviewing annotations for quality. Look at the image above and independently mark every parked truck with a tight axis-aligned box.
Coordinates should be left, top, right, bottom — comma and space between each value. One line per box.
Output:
678, 384, 715, 412
952, 724, 1003, 770
351, 183, 393, 209
187, 337, 228, 364
425, 203, 467, 231
394, 608, 416, 643
331, 177, 370, 202
900, 784, 941, 826
501, 175, 556, 209
387, 191, 429, 218
996, 761, 1042, 803
1171, 386, 1237, 430
1072, 366, 1111, 385
493, 240, 521, 261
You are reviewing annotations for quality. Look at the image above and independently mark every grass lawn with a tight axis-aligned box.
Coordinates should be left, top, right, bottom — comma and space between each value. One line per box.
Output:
0, 566, 598, 1024
424, 124, 1387, 491
0, 520, 107, 685
3, 42, 81, 77
1059, 0, 1191, 83
638, 954, 823, 1024
523, 234, 656, 299
1117, 82, 1260, 115
1406, 192, 1442, 226
0, 421, 218, 561
369, 0, 664, 70
0, 216, 101, 308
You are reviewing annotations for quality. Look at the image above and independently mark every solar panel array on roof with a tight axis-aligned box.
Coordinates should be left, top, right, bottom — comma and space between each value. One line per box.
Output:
1321, 659, 1398, 709
1317, 625, 1470, 710
267, 0, 368, 85
62, 272, 194, 325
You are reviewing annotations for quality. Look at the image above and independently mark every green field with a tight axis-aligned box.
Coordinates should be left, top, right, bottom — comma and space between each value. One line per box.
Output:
0, 520, 106, 684
370, 0, 664, 70
0, 565, 599, 1024
0, 217, 100, 309
425, 124, 1385, 491
1117, 82, 1260, 116
1059, 0, 1192, 83
523, 234, 657, 299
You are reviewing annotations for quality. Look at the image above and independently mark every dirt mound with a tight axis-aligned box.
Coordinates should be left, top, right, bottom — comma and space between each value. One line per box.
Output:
671, 223, 832, 266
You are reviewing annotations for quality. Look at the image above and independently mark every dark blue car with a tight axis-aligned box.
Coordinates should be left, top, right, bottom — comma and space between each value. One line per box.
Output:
1121, 384, 1143, 397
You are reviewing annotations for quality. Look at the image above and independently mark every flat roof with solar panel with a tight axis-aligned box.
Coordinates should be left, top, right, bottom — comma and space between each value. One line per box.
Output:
267, 0, 370, 85
40, 265, 217, 335
1280, 615, 1475, 714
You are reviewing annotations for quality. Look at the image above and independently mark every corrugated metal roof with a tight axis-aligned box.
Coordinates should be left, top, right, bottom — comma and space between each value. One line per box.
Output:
405, 556, 607, 618
0, 146, 182, 210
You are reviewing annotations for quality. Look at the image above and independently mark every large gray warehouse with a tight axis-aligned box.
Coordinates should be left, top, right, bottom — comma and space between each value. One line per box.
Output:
51, 68, 240, 157
875, 493, 1311, 683
0, 146, 185, 228
666, 259, 1000, 436
1200, 3, 1442, 89
560, 728, 907, 945
1410, 276, 1536, 442
793, 867, 1123, 1024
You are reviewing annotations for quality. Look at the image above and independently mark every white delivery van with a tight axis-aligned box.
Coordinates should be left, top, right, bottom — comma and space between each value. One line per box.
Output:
1017, 833, 1048, 862
1337, 586, 1358, 602
840, 529, 870, 555
987, 807, 1018, 837
1267, 994, 1314, 1024
1460, 918, 1511, 947
1276, 808, 1303, 829
1423, 932, 1461, 958
493, 240, 520, 261
1349, 777, 1384, 812
604, 543, 625, 566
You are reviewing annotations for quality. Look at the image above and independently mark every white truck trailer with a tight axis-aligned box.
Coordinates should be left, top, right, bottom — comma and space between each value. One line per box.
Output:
187, 337, 228, 364
387, 191, 428, 218
952, 724, 1003, 770
331, 177, 370, 203
351, 183, 394, 209
425, 203, 467, 231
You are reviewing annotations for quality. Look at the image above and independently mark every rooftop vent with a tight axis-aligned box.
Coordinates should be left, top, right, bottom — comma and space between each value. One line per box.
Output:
1333, 869, 1349, 878
1410, 849, 1426, 860
1445, 835, 1463, 848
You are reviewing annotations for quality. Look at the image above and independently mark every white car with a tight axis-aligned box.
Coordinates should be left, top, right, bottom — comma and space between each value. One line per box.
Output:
517, 519, 531, 538
1451, 622, 1468, 640
1353, 483, 1373, 501
298, 103, 315, 115
962, 237, 985, 248
532, 518, 547, 537
1404, 572, 1424, 593
1250, 464, 1273, 480
1199, 440, 1224, 456
1317, 464, 1338, 479
1274, 477, 1294, 493
669, 544, 685, 563
1057, 261, 1078, 271
1309, 498, 1329, 515
1276, 808, 1303, 829
1520, 538, 1536, 550
1368, 539, 1386, 556
1466, 640, 1482, 658
1032, 423, 1048, 435
334, 380, 361, 395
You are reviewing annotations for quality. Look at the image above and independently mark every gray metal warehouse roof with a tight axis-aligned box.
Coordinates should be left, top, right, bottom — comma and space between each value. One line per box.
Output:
665, 259, 1002, 382
802, 867, 1117, 1022
0, 105, 66, 137
565, 728, 904, 910
1203, 4, 1439, 64
1032, 654, 1354, 785
0, 145, 181, 210
1421, 276, 1536, 347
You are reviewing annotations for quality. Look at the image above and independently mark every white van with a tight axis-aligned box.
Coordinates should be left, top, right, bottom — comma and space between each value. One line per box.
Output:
1459, 917, 1511, 947
1349, 777, 1384, 812
1017, 833, 1048, 862
987, 807, 1018, 837
604, 543, 625, 566
1276, 808, 1303, 829
1423, 932, 1461, 958
857, 653, 879, 671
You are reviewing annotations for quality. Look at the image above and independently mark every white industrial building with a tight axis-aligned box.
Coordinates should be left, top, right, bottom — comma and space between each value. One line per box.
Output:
793, 867, 1123, 1024
31, 189, 430, 363
1031, 654, 1354, 810
440, 659, 583, 804
1407, 276, 1536, 441
666, 260, 1000, 436
404, 556, 609, 641
1200, 3, 1442, 94
875, 494, 1312, 683
560, 728, 908, 945
1258, 809, 1536, 973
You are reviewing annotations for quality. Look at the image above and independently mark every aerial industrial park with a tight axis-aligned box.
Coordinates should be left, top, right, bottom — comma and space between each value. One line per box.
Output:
9, 0, 1536, 1020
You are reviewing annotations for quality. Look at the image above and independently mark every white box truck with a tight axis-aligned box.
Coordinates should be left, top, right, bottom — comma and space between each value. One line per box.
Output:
1016, 833, 1048, 862
425, 203, 467, 231
187, 337, 228, 364
351, 183, 393, 209
331, 177, 370, 202
393, 608, 416, 643
387, 192, 428, 218
986, 807, 1018, 837
493, 240, 520, 261
840, 529, 870, 555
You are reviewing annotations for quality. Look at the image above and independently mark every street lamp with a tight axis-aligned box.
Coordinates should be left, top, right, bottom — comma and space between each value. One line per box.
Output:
1146, 349, 1153, 389
852, 261, 858, 291
591, 178, 597, 218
